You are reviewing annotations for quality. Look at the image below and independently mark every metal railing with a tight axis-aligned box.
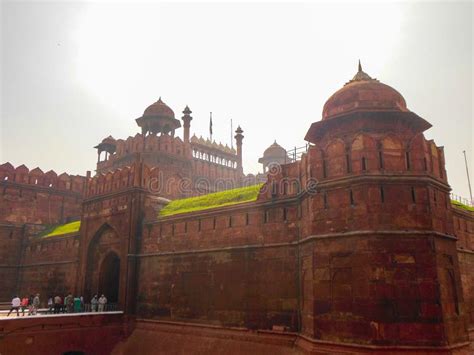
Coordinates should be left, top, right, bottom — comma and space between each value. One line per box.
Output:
285, 144, 309, 163
40, 303, 119, 314
450, 193, 473, 207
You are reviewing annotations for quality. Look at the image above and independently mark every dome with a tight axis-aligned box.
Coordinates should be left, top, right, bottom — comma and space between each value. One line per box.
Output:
101, 135, 116, 145
263, 141, 286, 158
322, 62, 408, 120
143, 97, 175, 118
259, 140, 288, 169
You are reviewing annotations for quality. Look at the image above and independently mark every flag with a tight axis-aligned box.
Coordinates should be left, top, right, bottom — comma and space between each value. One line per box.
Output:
209, 112, 213, 138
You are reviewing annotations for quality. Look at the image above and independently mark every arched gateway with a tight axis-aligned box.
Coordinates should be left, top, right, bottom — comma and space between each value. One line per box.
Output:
84, 225, 121, 303
99, 252, 120, 303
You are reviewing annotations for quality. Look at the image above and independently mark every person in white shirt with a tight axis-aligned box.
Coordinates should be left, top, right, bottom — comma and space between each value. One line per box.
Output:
90, 294, 98, 312
98, 294, 107, 312
7, 296, 21, 317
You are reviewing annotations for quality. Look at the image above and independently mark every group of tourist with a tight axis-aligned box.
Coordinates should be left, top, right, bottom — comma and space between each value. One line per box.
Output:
6, 293, 108, 317
6, 294, 40, 317
51, 294, 84, 314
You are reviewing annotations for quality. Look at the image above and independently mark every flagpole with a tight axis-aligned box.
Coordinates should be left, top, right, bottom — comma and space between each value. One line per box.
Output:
210, 112, 213, 141
231, 119, 233, 149
463, 150, 473, 203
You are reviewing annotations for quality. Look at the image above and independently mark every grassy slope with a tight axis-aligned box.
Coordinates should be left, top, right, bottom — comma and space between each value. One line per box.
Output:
159, 184, 263, 217
451, 200, 474, 212
40, 220, 81, 238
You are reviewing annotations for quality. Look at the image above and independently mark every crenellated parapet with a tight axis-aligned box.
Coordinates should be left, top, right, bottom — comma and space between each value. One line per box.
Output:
0, 162, 87, 194
96, 133, 188, 173
0, 162, 86, 225
86, 160, 182, 199
87, 163, 139, 198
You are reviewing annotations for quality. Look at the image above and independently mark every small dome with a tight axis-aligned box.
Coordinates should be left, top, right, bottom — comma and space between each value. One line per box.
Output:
143, 97, 175, 118
322, 62, 408, 120
101, 135, 116, 145
263, 141, 286, 158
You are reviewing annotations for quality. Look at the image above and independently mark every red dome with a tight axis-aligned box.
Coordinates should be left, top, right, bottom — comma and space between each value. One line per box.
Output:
143, 97, 175, 118
322, 64, 408, 120
263, 141, 286, 158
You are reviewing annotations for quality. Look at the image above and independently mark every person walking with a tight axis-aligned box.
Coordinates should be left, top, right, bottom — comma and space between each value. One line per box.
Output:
65, 293, 74, 313
73, 296, 81, 313
62, 294, 67, 313
20, 296, 29, 316
91, 294, 98, 312
27, 294, 34, 316
7, 296, 21, 317
53, 295, 62, 314
32, 294, 40, 315
47, 296, 53, 314
98, 294, 107, 312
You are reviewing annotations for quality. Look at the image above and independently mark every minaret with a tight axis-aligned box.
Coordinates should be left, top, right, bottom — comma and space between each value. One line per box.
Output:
181, 106, 192, 143
234, 126, 244, 174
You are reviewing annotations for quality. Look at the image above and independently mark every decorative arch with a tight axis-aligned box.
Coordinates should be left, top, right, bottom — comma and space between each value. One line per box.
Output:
351, 134, 376, 173
409, 133, 429, 172
380, 135, 405, 171
324, 139, 346, 177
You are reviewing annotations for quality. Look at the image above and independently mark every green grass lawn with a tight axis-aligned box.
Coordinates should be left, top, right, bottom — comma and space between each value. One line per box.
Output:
40, 220, 81, 238
451, 200, 474, 212
159, 184, 264, 217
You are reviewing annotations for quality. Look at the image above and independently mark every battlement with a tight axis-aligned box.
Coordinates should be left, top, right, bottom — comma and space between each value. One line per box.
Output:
96, 133, 188, 173
87, 164, 137, 198
0, 162, 87, 194
86, 162, 163, 198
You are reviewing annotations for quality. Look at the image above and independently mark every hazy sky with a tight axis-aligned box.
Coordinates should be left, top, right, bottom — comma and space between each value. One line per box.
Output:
1, 1, 473, 199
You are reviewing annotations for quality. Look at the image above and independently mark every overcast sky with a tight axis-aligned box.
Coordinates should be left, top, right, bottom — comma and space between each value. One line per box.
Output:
1, 1, 472, 199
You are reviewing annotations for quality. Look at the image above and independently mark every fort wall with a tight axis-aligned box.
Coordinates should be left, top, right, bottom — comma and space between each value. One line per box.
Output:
0, 162, 85, 225
18, 234, 80, 301
0, 162, 85, 302
453, 206, 474, 326
0, 313, 126, 355
0, 223, 25, 300
138, 197, 300, 329
129, 121, 470, 347
1, 121, 471, 349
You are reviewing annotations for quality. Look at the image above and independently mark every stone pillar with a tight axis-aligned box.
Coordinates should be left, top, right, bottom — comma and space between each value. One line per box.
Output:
234, 126, 244, 174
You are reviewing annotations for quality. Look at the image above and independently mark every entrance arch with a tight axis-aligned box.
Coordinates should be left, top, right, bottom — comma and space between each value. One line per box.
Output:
99, 252, 120, 303
84, 224, 121, 303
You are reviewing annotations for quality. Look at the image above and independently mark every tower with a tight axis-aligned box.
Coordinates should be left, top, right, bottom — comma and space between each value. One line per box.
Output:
234, 126, 244, 174
299, 62, 468, 347
181, 105, 192, 144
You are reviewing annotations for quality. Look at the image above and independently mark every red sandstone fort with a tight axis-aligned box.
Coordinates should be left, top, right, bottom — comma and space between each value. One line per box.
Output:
0, 64, 473, 354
